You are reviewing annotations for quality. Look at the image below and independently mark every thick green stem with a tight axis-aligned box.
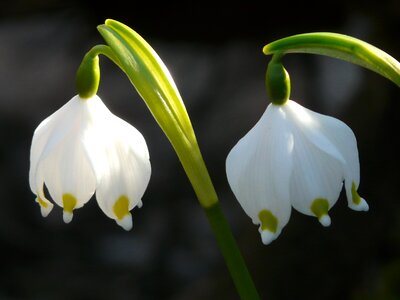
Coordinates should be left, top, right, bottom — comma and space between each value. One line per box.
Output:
169, 127, 260, 298
86, 44, 123, 69
95, 20, 262, 298
205, 203, 261, 300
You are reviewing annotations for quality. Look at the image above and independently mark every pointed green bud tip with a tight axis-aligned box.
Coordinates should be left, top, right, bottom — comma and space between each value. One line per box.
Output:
76, 53, 100, 99
266, 54, 291, 105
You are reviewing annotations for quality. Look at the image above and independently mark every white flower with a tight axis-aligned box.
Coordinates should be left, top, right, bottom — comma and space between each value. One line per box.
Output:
29, 95, 151, 230
226, 100, 368, 245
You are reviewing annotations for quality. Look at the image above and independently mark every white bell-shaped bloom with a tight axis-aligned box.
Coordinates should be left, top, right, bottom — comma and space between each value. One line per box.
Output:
226, 100, 368, 245
29, 95, 151, 230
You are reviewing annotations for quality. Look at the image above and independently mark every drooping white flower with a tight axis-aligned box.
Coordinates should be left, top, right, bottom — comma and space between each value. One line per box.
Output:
29, 95, 151, 230
226, 100, 368, 245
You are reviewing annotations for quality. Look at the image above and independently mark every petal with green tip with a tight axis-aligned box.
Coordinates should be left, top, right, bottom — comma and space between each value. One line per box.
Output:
226, 103, 293, 244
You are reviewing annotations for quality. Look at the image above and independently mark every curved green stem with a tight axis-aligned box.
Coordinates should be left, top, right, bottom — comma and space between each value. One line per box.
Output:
263, 32, 400, 87
76, 45, 123, 98
94, 19, 261, 299
86, 44, 124, 70
97, 20, 218, 207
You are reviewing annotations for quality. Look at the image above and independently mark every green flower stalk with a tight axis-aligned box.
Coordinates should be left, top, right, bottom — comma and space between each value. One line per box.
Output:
97, 20, 218, 208
263, 32, 400, 87
96, 19, 261, 299
75, 44, 123, 98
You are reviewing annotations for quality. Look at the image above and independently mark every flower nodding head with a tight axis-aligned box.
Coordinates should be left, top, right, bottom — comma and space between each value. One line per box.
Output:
29, 95, 151, 229
226, 100, 368, 244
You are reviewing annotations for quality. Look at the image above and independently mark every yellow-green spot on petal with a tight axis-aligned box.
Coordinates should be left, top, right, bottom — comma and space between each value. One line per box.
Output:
311, 198, 329, 219
258, 209, 278, 233
351, 181, 361, 205
62, 193, 77, 213
37, 196, 48, 208
113, 196, 130, 220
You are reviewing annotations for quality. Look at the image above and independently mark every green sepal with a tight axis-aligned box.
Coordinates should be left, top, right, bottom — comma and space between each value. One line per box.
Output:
97, 19, 217, 207
263, 32, 400, 87
266, 54, 291, 105
97, 20, 195, 144
76, 53, 100, 99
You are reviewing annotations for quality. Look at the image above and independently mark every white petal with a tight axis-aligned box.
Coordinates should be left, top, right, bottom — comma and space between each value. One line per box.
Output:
33, 163, 54, 217
288, 126, 343, 224
286, 100, 367, 211
83, 100, 151, 223
42, 132, 96, 211
319, 215, 331, 227
37, 96, 83, 161
30, 95, 84, 193
38, 97, 97, 215
34, 195, 54, 217
260, 229, 280, 245
226, 104, 293, 243
306, 110, 359, 181
350, 197, 369, 211
285, 100, 345, 164
29, 117, 52, 193
116, 214, 133, 231
137, 199, 143, 208
39, 204, 53, 218
347, 183, 369, 212
63, 211, 73, 223
306, 110, 366, 210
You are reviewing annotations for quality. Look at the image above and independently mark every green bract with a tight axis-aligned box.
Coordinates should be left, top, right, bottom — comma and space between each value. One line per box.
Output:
97, 19, 217, 208
96, 21, 260, 297
263, 32, 400, 87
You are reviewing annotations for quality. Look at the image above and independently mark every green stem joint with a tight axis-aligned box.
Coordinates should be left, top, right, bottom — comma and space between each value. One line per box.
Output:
76, 45, 122, 99
76, 52, 100, 99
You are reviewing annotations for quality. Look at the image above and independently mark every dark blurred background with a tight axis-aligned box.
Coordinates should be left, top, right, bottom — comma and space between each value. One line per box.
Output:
1, 1, 400, 299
